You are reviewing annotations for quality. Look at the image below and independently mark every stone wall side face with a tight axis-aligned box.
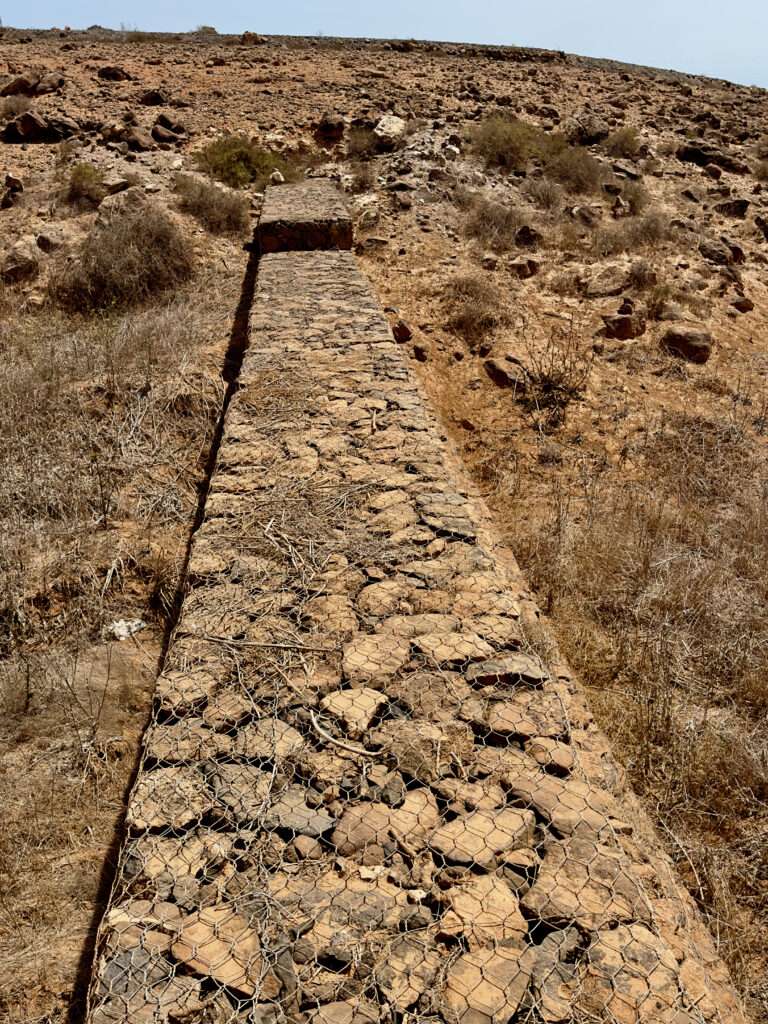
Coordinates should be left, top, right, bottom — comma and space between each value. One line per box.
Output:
258, 180, 353, 253
86, 249, 746, 1023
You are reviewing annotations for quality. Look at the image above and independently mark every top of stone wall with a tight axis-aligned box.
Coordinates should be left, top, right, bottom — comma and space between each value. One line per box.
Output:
258, 179, 353, 253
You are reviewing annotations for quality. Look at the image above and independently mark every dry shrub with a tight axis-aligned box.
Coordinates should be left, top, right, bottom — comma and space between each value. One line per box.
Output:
506, 406, 768, 990
51, 201, 194, 311
463, 195, 524, 251
523, 176, 564, 212
446, 274, 503, 341
0, 95, 31, 121
194, 134, 304, 189
593, 210, 672, 255
622, 180, 650, 214
64, 162, 106, 208
471, 116, 548, 171
348, 159, 375, 194
627, 258, 657, 291
174, 172, 250, 234
522, 320, 593, 430
346, 127, 378, 159
603, 125, 642, 158
544, 144, 605, 195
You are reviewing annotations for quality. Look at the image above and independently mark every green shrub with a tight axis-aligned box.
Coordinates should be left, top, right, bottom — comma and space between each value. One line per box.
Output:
50, 201, 194, 311
194, 135, 302, 189
173, 173, 249, 234
471, 115, 606, 195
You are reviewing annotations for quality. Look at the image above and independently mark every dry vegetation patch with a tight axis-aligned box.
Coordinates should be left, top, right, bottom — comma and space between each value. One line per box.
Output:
50, 200, 194, 311
0, 267, 235, 1019
497, 406, 768, 989
445, 273, 505, 342
174, 172, 250, 234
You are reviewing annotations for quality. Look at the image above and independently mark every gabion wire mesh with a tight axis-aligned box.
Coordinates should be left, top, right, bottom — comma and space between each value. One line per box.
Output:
87, 247, 744, 1024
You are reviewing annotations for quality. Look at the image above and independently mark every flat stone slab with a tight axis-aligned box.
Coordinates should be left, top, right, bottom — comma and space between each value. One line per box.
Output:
258, 179, 353, 253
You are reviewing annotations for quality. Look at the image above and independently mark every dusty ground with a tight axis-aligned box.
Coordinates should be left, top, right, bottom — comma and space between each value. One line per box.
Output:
1, 24, 767, 1023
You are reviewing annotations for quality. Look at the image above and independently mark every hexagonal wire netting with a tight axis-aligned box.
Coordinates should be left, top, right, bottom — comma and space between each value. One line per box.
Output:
87, 251, 732, 1024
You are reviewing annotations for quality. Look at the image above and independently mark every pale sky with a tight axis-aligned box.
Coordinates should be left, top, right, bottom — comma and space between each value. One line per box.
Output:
3, 0, 767, 89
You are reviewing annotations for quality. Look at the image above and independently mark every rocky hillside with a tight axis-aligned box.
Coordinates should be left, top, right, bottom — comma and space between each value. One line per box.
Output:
1, 25, 766, 1023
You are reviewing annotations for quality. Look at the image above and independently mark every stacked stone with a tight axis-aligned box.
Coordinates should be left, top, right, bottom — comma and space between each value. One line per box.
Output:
86, 186, 746, 1024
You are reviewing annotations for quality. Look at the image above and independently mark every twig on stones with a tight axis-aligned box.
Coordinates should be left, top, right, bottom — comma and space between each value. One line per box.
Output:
309, 710, 377, 757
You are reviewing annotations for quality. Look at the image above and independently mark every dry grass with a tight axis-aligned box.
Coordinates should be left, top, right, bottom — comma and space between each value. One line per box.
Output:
603, 125, 642, 158
522, 176, 565, 212
0, 95, 31, 121
445, 274, 505, 343
499, 405, 768, 998
348, 159, 376, 194
593, 210, 674, 255
0, 270, 235, 1020
174, 172, 250, 234
64, 162, 106, 209
522, 320, 593, 431
50, 200, 194, 311
463, 195, 525, 251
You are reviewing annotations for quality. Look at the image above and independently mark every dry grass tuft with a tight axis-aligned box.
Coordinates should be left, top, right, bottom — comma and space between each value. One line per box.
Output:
463, 195, 525, 251
471, 116, 549, 171
64, 162, 106, 208
50, 201, 194, 311
593, 210, 674, 255
603, 125, 642, 158
174, 172, 250, 234
446, 274, 504, 342
523, 176, 565, 212
0, 95, 31, 121
522, 320, 593, 430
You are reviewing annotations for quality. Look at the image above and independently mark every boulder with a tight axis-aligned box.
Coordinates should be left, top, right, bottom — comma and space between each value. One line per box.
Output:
566, 113, 610, 145
677, 142, 749, 175
484, 358, 526, 389
139, 88, 168, 105
661, 325, 713, 364
601, 313, 647, 340
1, 237, 39, 283
715, 198, 750, 218
2, 110, 76, 143
373, 114, 407, 152
316, 111, 345, 143
98, 65, 131, 81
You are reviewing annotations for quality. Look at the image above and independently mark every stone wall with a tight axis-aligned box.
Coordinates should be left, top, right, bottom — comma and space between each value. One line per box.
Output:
86, 185, 746, 1024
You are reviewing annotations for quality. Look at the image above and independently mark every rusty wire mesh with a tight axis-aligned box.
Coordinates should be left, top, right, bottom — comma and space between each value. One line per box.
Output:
86, 251, 738, 1024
